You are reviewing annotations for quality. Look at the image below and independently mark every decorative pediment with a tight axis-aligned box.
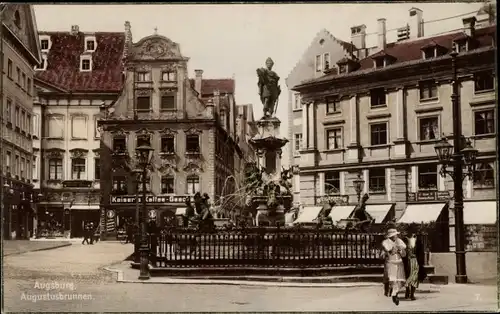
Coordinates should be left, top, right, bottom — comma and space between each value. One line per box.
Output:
44, 148, 65, 159
136, 128, 153, 137
184, 127, 202, 135
160, 63, 177, 71
136, 88, 153, 96
160, 128, 177, 136
159, 163, 177, 174
110, 128, 129, 137
184, 162, 202, 174
70, 148, 88, 159
92, 148, 100, 158
133, 35, 181, 60
159, 87, 177, 95
135, 64, 152, 72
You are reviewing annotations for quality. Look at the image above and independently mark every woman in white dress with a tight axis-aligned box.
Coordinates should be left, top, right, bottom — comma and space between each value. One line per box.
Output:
382, 228, 407, 305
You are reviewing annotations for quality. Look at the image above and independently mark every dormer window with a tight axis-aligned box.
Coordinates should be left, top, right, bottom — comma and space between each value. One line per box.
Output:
84, 36, 97, 52
423, 48, 435, 59
374, 57, 384, 68
35, 55, 48, 71
39, 35, 52, 52
339, 64, 347, 74
80, 56, 92, 72
454, 40, 468, 53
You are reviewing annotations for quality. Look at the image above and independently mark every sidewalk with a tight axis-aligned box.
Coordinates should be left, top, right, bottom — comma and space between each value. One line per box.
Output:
105, 261, 443, 289
3, 240, 71, 256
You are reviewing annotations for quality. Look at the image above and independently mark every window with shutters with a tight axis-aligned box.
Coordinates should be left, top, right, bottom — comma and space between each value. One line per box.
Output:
136, 96, 151, 111
160, 94, 176, 110
71, 116, 88, 139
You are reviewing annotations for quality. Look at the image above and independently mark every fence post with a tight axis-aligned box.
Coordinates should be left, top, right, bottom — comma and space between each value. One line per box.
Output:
150, 233, 157, 267
134, 232, 140, 264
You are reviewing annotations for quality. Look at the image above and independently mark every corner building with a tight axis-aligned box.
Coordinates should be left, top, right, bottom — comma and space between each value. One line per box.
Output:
293, 16, 496, 252
99, 23, 243, 238
1, 4, 41, 239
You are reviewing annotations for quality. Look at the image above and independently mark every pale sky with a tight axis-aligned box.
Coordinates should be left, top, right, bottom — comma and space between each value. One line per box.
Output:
34, 3, 483, 166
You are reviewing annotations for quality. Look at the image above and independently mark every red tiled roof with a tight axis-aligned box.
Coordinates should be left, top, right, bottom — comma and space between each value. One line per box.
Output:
35, 32, 125, 93
189, 79, 235, 96
301, 26, 495, 86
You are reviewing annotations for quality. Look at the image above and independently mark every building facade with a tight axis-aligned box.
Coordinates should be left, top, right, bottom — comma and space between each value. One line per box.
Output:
293, 14, 496, 251
32, 25, 125, 238
99, 23, 244, 237
1, 4, 41, 239
285, 29, 357, 204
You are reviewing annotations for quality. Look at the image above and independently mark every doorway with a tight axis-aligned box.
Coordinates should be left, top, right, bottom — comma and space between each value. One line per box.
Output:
71, 210, 100, 238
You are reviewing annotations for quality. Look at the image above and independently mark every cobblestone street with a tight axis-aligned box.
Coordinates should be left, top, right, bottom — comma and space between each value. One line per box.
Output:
3, 242, 497, 312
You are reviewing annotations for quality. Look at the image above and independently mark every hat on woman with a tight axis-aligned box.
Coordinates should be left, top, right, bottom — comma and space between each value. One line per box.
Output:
386, 228, 400, 238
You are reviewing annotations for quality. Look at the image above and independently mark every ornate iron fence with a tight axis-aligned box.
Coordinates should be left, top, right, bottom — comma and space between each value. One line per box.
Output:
145, 228, 399, 269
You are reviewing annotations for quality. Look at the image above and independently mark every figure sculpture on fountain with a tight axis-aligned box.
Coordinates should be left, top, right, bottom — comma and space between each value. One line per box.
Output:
257, 58, 281, 118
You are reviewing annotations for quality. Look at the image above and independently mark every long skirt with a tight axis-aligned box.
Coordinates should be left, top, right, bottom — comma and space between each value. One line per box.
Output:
406, 257, 420, 288
386, 261, 406, 293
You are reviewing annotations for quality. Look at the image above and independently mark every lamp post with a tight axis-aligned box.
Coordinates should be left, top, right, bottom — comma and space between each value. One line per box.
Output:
353, 173, 365, 203
135, 144, 154, 280
3, 183, 14, 239
433, 51, 479, 284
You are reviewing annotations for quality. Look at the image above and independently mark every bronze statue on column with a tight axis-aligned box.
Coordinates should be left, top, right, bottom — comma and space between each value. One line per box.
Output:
257, 58, 281, 118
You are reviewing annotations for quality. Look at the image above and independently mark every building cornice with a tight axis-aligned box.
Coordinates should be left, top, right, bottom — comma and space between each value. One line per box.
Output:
296, 48, 495, 101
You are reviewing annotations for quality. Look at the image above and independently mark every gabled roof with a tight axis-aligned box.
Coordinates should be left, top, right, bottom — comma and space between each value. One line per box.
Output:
297, 26, 495, 86
189, 79, 235, 96
35, 31, 125, 93
285, 28, 356, 86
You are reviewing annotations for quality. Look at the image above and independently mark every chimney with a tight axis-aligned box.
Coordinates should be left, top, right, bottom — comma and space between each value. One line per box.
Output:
123, 21, 133, 60
463, 16, 477, 37
350, 24, 366, 50
409, 8, 424, 39
377, 18, 386, 50
71, 25, 79, 35
194, 69, 203, 97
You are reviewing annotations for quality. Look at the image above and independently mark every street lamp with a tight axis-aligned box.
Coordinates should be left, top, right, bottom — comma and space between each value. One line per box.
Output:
135, 144, 154, 280
353, 173, 365, 203
433, 51, 479, 284
3, 183, 14, 239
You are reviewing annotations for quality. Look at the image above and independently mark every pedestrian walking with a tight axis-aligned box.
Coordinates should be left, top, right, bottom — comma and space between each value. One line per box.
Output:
93, 223, 101, 243
403, 224, 427, 301
382, 228, 407, 305
82, 222, 91, 245
89, 222, 95, 244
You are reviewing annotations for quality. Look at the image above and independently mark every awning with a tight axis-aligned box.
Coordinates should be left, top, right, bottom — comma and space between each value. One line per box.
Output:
70, 205, 100, 210
294, 206, 323, 224
365, 204, 393, 223
175, 208, 187, 215
464, 201, 497, 224
398, 203, 446, 224
328, 205, 356, 224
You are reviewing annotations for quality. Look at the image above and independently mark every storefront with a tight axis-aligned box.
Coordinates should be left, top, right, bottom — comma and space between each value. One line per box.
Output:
102, 195, 192, 239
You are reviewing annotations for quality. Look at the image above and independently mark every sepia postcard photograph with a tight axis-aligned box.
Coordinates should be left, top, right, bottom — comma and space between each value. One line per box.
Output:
1, 1, 498, 312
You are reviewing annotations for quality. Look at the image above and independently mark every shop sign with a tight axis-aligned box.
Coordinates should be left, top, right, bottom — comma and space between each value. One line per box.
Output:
107, 210, 115, 219
110, 195, 191, 204
148, 210, 157, 219
315, 195, 349, 205
407, 191, 450, 202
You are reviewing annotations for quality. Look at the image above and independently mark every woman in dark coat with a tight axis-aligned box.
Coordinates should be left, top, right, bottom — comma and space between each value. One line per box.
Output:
402, 224, 427, 300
